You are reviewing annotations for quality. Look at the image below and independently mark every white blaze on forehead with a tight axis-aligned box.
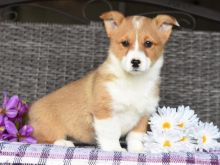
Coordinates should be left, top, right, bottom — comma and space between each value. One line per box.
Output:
132, 16, 143, 30
132, 16, 143, 51
134, 31, 139, 50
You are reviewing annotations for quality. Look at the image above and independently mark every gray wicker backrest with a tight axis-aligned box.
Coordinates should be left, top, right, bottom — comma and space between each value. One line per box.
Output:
0, 22, 220, 126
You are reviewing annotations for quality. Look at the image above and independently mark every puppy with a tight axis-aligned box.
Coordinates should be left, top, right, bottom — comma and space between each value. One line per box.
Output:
28, 11, 179, 152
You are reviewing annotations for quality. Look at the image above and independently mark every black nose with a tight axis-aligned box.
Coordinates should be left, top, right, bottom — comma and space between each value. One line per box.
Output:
131, 59, 141, 68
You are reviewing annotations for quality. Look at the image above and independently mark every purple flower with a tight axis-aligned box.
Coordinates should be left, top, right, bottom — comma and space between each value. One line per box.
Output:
0, 93, 36, 144
18, 101, 29, 116
0, 115, 5, 134
4, 118, 37, 144
11, 101, 29, 125
0, 117, 8, 140
1, 93, 19, 119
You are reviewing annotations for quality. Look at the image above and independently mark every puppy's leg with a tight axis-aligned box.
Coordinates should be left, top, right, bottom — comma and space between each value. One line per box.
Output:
92, 84, 125, 152
94, 116, 125, 151
126, 116, 147, 153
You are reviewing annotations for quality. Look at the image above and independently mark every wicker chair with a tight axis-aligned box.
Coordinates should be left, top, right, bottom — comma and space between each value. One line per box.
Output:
0, 22, 220, 164
0, 22, 219, 126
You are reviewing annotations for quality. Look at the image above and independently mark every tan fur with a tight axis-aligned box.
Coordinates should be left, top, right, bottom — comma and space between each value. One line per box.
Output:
153, 15, 179, 44
29, 73, 96, 143
132, 116, 148, 133
29, 62, 116, 143
28, 11, 177, 144
100, 11, 124, 37
91, 64, 117, 119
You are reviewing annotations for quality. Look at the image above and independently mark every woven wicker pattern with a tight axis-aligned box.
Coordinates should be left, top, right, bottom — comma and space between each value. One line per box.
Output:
0, 22, 219, 126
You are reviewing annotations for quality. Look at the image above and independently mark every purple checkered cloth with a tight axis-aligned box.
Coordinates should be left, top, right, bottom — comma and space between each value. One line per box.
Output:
0, 141, 219, 164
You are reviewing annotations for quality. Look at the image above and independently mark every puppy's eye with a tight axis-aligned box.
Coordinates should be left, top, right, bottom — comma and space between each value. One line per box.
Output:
121, 40, 130, 47
144, 41, 153, 48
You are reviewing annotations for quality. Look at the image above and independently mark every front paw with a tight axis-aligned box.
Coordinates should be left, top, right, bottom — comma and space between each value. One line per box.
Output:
126, 132, 145, 153
127, 141, 144, 153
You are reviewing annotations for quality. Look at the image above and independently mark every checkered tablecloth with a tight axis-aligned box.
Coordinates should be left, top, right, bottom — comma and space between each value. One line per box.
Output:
0, 141, 219, 164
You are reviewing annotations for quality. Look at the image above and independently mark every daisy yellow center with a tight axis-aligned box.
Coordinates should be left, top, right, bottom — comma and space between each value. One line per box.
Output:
202, 135, 207, 144
0, 108, 5, 114
0, 126, 4, 132
178, 122, 185, 128
180, 136, 188, 142
162, 121, 171, 129
163, 140, 172, 148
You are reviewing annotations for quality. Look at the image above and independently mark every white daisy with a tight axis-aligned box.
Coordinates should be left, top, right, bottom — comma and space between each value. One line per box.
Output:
143, 131, 183, 153
176, 106, 199, 130
194, 122, 220, 151
145, 106, 220, 153
178, 133, 196, 152
149, 107, 178, 132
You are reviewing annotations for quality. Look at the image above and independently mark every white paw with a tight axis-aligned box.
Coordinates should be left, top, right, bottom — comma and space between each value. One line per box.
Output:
54, 139, 75, 147
126, 132, 145, 153
127, 141, 144, 153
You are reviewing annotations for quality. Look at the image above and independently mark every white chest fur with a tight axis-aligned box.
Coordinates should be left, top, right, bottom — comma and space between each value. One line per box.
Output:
106, 74, 159, 135
105, 53, 164, 135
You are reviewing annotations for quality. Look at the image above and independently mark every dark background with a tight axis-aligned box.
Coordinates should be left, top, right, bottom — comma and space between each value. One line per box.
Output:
0, 0, 220, 31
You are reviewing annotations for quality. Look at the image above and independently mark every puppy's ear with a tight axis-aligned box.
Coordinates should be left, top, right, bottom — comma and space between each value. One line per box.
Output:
100, 11, 124, 37
153, 15, 179, 44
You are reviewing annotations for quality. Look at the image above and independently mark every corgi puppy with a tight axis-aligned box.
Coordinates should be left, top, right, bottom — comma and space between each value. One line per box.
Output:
28, 11, 179, 152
